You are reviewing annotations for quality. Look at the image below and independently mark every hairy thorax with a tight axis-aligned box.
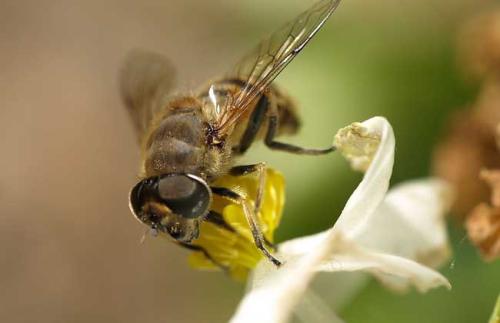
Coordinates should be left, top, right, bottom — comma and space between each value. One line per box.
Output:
141, 100, 231, 180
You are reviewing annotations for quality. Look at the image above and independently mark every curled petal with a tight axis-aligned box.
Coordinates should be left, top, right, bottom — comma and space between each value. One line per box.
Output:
316, 235, 452, 293
332, 117, 395, 239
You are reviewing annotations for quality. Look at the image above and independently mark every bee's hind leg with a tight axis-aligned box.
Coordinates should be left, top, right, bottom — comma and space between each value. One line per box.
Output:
211, 186, 282, 267
233, 88, 335, 156
265, 113, 335, 155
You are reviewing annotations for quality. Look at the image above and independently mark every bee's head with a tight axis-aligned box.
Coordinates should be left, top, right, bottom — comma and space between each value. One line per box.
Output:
129, 174, 212, 243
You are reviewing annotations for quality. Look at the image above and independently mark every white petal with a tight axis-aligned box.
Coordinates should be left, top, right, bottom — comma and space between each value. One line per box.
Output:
294, 289, 345, 323
309, 179, 453, 302
281, 179, 453, 294
230, 253, 326, 323
316, 236, 451, 293
354, 178, 453, 269
310, 272, 371, 312
233, 228, 349, 323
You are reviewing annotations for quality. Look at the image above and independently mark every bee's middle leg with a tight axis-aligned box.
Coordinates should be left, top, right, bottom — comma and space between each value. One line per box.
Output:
230, 162, 267, 215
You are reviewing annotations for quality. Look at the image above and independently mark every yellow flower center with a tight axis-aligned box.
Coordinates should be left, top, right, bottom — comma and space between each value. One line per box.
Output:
187, 168, 285, 282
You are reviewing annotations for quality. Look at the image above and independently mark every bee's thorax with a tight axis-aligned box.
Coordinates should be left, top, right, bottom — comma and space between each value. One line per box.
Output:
142, 105, 231, 180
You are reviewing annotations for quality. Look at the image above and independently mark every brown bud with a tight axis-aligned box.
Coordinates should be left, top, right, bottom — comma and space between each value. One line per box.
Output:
457, 10, 500, 80
466, 202, 500, 261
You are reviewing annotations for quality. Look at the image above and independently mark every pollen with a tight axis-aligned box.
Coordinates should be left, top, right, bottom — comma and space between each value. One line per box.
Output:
187, 168, 285, 282
334, 122, 381, 172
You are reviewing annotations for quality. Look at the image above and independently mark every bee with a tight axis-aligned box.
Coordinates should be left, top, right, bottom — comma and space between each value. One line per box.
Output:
122, 0, 341, 267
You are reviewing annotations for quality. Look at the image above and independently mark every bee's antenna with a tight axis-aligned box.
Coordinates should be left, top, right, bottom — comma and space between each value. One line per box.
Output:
139, 228, 158, 245
150, 228, 159, 237
139, 229, 149, 245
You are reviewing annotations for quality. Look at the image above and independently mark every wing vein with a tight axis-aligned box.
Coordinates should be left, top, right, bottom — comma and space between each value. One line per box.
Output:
209, 0, 342, 134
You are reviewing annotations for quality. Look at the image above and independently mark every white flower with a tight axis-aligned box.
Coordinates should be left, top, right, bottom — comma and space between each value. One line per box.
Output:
230, 117, 452, 323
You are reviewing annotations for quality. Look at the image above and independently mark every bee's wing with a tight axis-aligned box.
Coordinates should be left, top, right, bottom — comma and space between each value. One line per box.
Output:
120, 50, 176, 142
214, 0, 341, 134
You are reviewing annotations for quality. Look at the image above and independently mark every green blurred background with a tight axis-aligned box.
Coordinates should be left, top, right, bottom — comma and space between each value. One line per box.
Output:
0, 0, 498, 322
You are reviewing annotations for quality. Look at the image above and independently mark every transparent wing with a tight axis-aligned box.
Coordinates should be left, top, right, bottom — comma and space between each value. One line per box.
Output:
120, 50, 176, 142
215, 0, 341, 133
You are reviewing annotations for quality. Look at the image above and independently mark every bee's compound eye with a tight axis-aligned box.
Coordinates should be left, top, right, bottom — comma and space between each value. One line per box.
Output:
129, 178, 165, 224
129, 179, 151, 221
158, 175, 196, 200
158, 174, 211, 219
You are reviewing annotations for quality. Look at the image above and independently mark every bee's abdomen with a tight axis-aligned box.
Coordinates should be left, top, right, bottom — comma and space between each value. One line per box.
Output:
275, 93, 300, 135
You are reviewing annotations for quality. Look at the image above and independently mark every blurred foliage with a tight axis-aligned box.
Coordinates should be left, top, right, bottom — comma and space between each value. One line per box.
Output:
490, 294, 500, 323
231, 0, 499, 322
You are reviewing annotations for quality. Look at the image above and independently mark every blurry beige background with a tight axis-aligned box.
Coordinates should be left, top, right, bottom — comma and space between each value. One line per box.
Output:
0, 1, 244, 322
0, 0, 494, 322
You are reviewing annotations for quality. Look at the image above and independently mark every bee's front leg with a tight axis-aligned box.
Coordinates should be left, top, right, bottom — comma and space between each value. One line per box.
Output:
211, 186, 282, 267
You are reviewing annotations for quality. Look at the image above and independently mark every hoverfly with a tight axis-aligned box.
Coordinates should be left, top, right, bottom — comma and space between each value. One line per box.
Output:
123, 0, 341, 267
